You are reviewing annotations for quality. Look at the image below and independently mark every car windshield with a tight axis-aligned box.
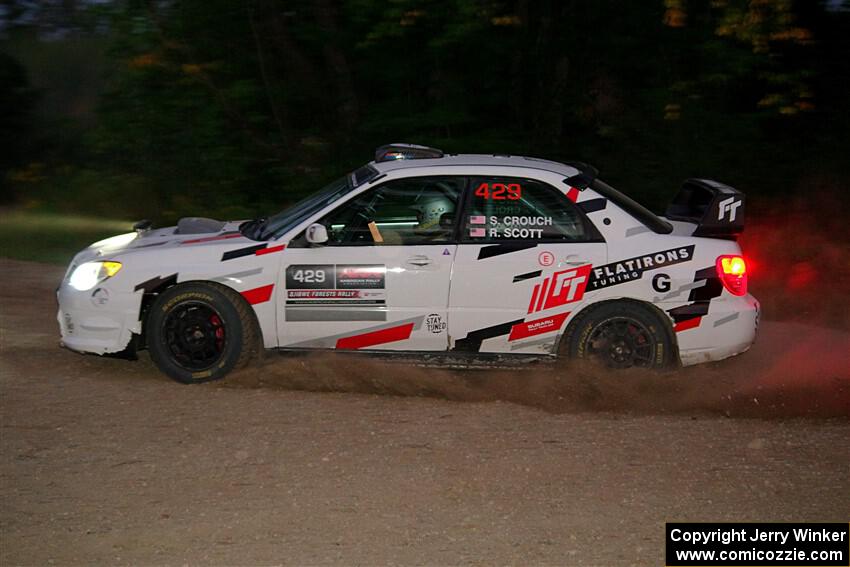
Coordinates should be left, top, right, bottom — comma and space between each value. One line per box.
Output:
254, 165, 379, 240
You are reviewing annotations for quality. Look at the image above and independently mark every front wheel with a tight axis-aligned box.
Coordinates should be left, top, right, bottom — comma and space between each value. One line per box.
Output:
560, 302, 675, 369
147, 282, 259, 383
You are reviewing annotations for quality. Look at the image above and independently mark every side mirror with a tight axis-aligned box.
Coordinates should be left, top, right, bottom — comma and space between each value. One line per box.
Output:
305, 223, 329, 245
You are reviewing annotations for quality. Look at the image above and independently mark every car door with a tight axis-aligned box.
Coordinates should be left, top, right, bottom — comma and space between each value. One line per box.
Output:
278, 176, 464, 351
448, 175, 607, 354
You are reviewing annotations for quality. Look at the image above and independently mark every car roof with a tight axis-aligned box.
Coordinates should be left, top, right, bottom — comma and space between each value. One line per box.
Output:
370, 154, 583, 178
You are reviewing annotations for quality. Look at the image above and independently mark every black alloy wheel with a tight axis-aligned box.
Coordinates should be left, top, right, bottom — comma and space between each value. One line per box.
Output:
161, 301, 227, 371
147, 282, 259, 383
584, 316, 656, 369
560, 301, 675, 370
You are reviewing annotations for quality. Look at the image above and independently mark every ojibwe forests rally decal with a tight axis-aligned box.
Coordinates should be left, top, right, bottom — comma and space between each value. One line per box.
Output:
508, 245, 696, 342
285, 264, 386, 305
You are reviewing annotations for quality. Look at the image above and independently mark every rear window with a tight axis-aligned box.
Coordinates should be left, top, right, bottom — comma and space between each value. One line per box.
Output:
590, 179, 673, 234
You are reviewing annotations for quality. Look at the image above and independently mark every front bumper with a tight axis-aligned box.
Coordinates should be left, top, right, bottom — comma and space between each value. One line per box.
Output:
57, 283, 143, 354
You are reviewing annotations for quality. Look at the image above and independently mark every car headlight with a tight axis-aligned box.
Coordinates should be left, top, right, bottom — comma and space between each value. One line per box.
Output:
68, 261, 123, 291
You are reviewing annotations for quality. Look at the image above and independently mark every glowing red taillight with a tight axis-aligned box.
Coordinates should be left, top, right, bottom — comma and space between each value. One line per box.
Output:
716, 255, 748, 296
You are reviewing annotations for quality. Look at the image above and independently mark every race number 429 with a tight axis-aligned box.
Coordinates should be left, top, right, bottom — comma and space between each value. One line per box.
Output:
291, 269, 325, 283
475, 182, 522, 200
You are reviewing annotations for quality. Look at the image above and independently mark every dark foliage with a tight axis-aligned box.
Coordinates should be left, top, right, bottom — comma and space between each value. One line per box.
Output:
3, 0, 849, 221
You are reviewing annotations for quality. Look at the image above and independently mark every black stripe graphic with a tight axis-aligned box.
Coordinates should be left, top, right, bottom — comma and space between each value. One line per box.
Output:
221, 244, 266, 261
689, 266, 723, 301
478, 243, 538, 260
667, 266, 723, 323
134, 273, 177, 293
578, 198, 607, 213
667, 302, 709, 323
512, 270, 542, 283
453, 319, 524, 352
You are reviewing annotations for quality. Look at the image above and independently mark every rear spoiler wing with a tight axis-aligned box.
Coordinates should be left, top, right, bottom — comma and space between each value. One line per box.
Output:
665, 178, 745, 239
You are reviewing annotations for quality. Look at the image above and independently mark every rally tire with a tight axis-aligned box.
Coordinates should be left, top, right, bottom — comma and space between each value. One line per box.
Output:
559, 301, 675, 370
146, 282, 259, 384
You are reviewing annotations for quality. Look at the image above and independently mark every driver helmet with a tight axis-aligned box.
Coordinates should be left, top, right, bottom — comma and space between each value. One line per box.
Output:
410, 193, 454, 232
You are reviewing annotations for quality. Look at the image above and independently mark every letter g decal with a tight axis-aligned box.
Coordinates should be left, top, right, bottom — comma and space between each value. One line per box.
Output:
652, 273, 671, 293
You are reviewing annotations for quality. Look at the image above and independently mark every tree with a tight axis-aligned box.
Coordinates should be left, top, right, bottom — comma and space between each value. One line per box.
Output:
0, 52, 37, 199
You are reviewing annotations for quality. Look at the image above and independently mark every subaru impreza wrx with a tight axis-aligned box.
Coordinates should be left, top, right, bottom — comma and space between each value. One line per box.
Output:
57, 144, 759, 383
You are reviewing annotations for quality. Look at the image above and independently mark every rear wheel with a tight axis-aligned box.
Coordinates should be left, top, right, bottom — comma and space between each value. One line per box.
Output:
560, 302, 674, 369
147, 282, 259, 383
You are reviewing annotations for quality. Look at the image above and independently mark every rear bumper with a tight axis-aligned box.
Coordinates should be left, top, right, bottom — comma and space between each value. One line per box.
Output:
677, 294, 759, 366
57, 284, 142, 354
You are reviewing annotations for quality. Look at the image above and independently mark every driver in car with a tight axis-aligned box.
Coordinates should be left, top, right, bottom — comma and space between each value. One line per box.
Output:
409, 191, 455, 242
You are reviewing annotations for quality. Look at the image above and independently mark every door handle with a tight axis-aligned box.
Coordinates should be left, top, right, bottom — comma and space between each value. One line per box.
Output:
406, 255, 432, 267
562, 254, 587, 267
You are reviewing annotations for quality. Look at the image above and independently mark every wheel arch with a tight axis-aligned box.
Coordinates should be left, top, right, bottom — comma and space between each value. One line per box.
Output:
137, 278, 264, 351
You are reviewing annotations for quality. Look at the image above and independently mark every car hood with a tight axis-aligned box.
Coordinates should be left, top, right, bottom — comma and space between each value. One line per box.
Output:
71, 219, 250, 264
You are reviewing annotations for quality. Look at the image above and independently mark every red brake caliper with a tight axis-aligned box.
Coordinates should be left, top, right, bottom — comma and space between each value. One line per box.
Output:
209, 314, 224, 350
629, 323, 646, 345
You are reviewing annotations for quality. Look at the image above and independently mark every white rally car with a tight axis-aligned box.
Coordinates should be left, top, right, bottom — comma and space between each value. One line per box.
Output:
57, 144, 759, 383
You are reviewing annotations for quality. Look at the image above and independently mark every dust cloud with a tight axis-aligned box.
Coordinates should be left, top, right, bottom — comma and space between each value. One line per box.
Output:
224, 319, 848, 418
741, 186, 850, 330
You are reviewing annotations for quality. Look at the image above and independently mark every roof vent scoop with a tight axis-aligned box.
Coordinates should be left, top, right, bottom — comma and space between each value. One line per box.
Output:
133, 219, 153, 234
375, 143, 444, 163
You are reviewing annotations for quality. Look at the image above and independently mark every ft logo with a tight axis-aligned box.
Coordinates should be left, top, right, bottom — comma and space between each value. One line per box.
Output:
717, 197, 742, 222
527, 265, 591, 314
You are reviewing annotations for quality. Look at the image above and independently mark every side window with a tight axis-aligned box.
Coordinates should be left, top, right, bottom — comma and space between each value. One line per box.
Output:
462, 177, 598, 242
318, 176, 464, 246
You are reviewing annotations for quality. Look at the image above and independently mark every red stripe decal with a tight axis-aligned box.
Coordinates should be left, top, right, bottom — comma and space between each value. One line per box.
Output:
566, 187, 580, 203
182, 233, 243, 245
241, 284, 274, 305
535, 277, 550, 313
509, 312, 570, 341
255, 244, 286, 256
527, 284, 540, 314
674, 316, 702, 333
335, 323, 415, 350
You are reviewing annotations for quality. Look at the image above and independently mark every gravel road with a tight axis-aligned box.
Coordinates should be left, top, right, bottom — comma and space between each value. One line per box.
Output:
1, 258, 848, 566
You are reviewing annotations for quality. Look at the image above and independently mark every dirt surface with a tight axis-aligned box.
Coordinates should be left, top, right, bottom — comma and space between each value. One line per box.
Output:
1, 258, 848, 566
